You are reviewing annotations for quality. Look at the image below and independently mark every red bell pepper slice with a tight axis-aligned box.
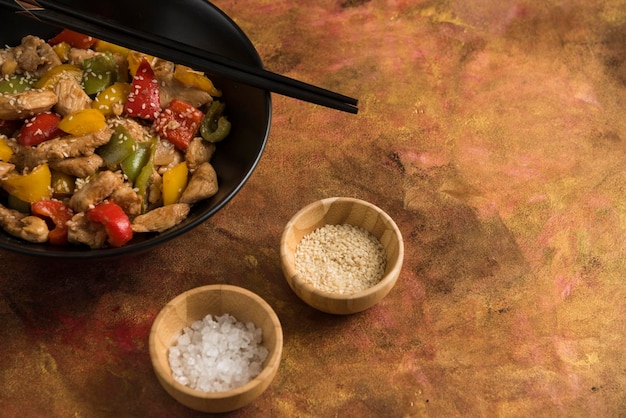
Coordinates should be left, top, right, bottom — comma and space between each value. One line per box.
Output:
87, 200, 133, 247
48, 29, 97, 49
31, 199, 74, 245
124, 58, 161, 121
153, 99, 203, 151
17, 112, 64, 147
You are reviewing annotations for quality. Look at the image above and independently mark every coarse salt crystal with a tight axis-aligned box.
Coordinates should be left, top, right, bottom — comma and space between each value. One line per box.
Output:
168, 313, 268, 393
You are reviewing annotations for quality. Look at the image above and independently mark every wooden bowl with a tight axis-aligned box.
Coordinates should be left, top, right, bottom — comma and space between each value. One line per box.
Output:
280, 197, 404, 315
149, 285, 283, 413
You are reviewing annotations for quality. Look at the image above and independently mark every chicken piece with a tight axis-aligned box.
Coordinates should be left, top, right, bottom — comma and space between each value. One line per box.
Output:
50, 154, 103, 178
159, 79, 213, 109
69, 170, 123, 212
147, 170, 162, 206
160, 81, 213, 109
111, 52, 129, 81
53, 77, 92, 116
67, 47, 97, 66
0, 89, 57, 120
131, 203, 190, 233
152, 58, 212, 109
15, 127, 113, 170
154, 138, 182, 172
0, 203, 49, 243
111, 183, 143, 216
0, 161, 14, 177
67, 212, 107, 249
179, 162, 218, 204
151, 57, 175, 74
185, 137, 216, 171
14, 35, 62, 77
111, 117, 152, 143
0, 48, 17, 76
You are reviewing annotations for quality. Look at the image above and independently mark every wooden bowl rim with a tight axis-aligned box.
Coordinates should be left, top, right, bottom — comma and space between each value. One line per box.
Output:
149, 284, 283, 400
280, 197, 404, 301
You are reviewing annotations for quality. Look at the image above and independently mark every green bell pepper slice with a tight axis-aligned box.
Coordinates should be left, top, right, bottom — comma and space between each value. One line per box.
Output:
120, 139, 153, 184
82, 52, 118, 95
97, 124, 137, 167
200, 101, 231, 143
0, 74, 35, 94
6, 194, 31, 213
133, 137, 157, 212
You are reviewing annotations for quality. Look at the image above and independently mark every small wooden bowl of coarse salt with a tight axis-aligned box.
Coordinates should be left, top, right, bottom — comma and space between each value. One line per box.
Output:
149, 284, 283, 413
281, 197, 404, 315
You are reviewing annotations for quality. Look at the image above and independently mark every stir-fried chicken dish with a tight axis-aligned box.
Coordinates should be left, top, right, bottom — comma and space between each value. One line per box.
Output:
0, 30, 231, 248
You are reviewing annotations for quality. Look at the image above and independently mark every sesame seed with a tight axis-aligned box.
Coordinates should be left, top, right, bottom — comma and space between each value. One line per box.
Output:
294, 224, 386, 295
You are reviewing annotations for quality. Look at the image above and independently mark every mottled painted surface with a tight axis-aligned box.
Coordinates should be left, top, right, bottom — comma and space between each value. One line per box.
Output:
2, 0, 626, 416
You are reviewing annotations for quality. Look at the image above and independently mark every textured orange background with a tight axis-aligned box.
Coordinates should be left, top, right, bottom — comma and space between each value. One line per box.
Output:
2, 0, 626, 416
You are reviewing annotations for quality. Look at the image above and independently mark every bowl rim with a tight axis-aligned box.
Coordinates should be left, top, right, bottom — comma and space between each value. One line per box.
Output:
280, 196, 405, 301
0, 1, 272, 259
148, 284, 283, 400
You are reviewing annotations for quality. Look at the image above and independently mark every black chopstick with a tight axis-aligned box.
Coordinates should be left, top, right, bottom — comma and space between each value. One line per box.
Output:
35, 0, 359, 108
3, 0, 359, 114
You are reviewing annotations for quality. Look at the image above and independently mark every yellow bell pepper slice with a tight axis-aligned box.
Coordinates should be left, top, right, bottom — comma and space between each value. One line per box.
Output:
58, 109, 106, 136
35, 64, 83, 89
162, 161, 188, 205
92, 82, 131, 116
0, 137, 13, 161
52, 41, 71, 62
174, 65, 221, 97
94, 40, 130, 58
51, 169, 75, 197
1, 163, 52, 202
127, 51, 155, 77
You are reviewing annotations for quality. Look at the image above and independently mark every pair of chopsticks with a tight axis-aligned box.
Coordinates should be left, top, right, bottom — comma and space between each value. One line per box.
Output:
2, 0, 359, 114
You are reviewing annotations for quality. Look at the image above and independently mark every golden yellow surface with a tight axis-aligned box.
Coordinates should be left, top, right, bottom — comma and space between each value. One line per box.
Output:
2, 0, 626, 416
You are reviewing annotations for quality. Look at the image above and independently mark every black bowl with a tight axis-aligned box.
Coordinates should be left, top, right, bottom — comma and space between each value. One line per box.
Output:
0, 0, 271, 258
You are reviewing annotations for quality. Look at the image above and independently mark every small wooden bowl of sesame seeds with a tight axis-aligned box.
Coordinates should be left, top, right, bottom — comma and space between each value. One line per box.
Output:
280, 197, 404, 315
